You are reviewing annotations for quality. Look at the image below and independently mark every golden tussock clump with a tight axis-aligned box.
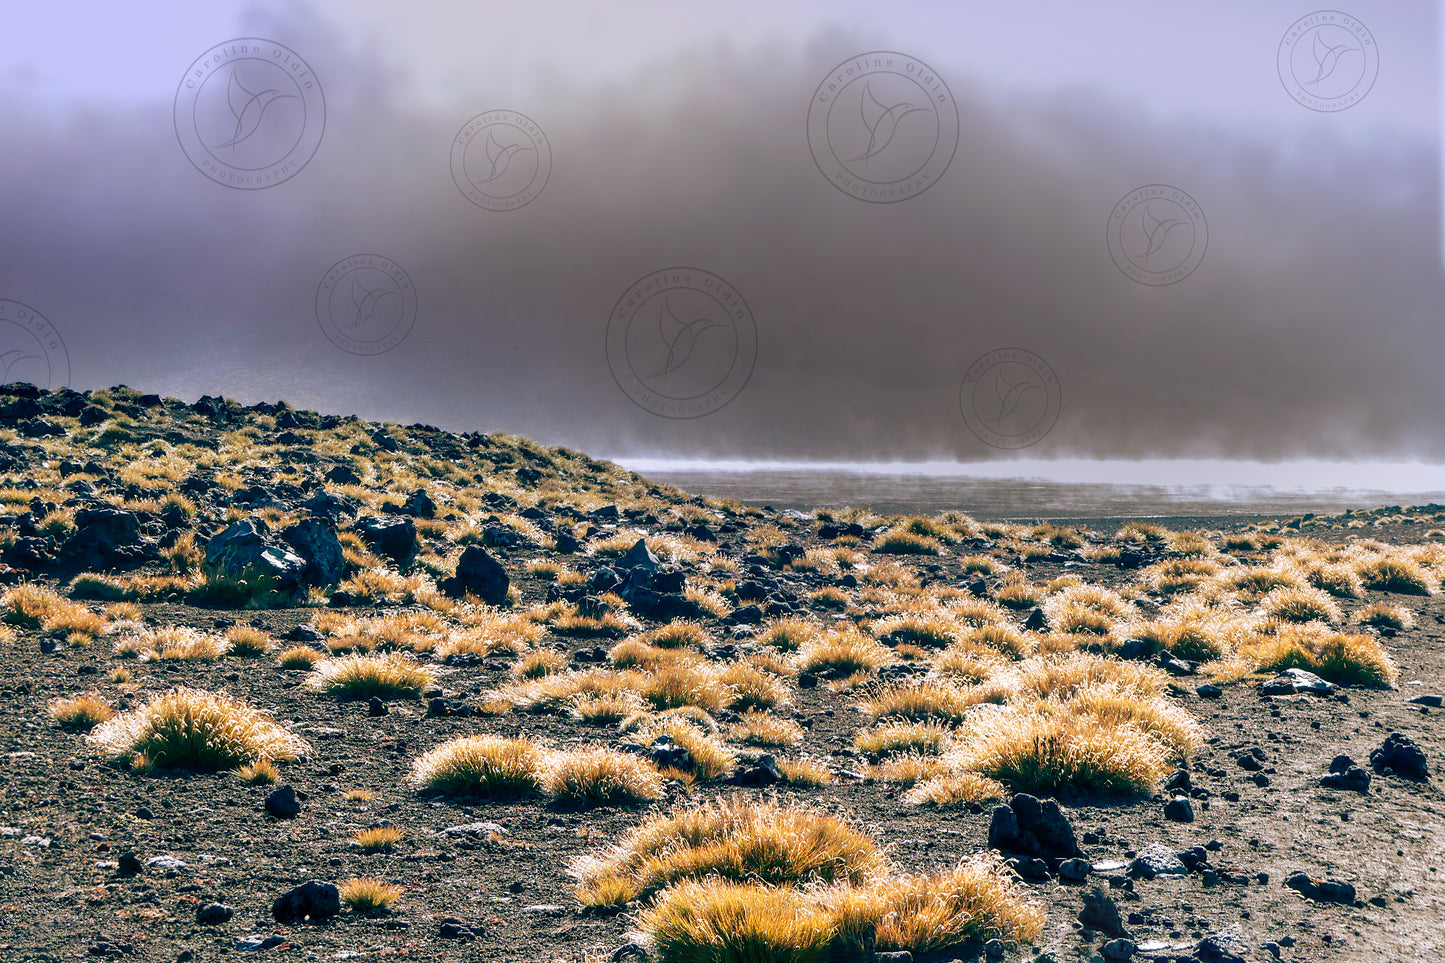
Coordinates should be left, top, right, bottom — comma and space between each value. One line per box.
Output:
1356, 556, 1438, 595
1237, 624, 1398, 688
410, 734, 546, 798
351, 826, 404, 851
854, 721, 952, 758
338, 878, 404, 913
794, 627, 894, 677
48, 693, 115, 730
307, 652, 435, 699
902, 771, 1008, 807
277, 645, 325, 669
635, 857, 1043, 960
543, 746, 665, 805
1355, 601, 1412, 630
1259, 585, 1342, 625
858, 681, 987, 725
728, 710, 804, 748
88, 687, 308, 771
572, 797, 885, 908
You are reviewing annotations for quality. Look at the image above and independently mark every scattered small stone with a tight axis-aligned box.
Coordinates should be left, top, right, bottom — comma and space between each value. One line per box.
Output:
196, 902, 234, 925
984, 939, 1006, 958
146, 855, 187, 872
1101, 938, 1136, 960
875, 953, 912, 963
235, 935, 289, 952
439, 920, 478, 940
1196, 683, 1223, 699
1129, 844, 1187, 879
1370, 732, 1430, 780
116, 853, 142, 875
272, 880, 340, 923
264, 785, 301, 820
1058, 858, 1091, 883
1285, 870, 1356, 904
611, 942, 650, 961
1407, 694, 1442, 708
1163, 796, 1194, 823
988, 793, 1080, 861
368, 696, 388, 716
1078, 886, 1124, 936
86, 941, 132, 957
436, 822, 508, 838
1195, 925, 1249, 963
1259, 668, 1335, 696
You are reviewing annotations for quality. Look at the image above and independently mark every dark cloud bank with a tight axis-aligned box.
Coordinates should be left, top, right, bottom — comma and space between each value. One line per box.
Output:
0, 5, 1439, 464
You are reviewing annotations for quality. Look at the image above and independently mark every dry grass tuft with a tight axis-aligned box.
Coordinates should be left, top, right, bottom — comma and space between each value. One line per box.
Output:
352, 826, 404, 851
338, 878, 404, 913
543, 747, 665, 805
278, 645, 325, 669
855, 721, 952, 758
1237, 626, 1398, 688
573, 798, 885, 908
225, 625, 274, 657
1357, 556, 1438, 595
308, 652, 435, 699
795, 628, 894, 677
902, 771, 1008, 807
236, 758, 280, 784
1355, 601, 1412, 630
728, 710, 804, 748
88, 687, 307, 771
49, 693, 115, 730
410, 734, 546, 797
1260, 586, 1341, 625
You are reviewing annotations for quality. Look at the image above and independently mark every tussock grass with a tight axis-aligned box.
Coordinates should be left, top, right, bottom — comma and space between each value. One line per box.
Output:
225, 625, 273, 656
718, 662, 788, 712
640, 663, 730, 714
943, 692, 1195, 796
1221, 566, 1304, 603
643, 622, 708, 649
728, 710, 803, 747
1260, 586, 1342, 625
2, 583, 108, 642
635, 717, 736, 781
871, 612, 959, 649
931, 642, 1009, 684
120, 626, 229, 661
778, 756, 832, 787
236, 758, 280, 784
875, 530, 942, 555
514, 648, 569, 678
543, 747, 665, 805
1357, 556, 1438, 595
1001, 652, 1166, 701
410, 734, 546, 797
902, 771, 1008, 807
308, 652, 434, 699
860, 681, 982, 725
1355, 601, 1412, 630
1296, 562, 1363, 599
278, 645, 325, 669
338, 878, 404, 913
795, 628, 894, 677
1237, 626, 1398, 688
573, 798, 885, 908
757, 618, 822, 653
994, 581, 1040, 611
88, 687, 308, 770
636, 855, 1043, 961
49, 693, 115, 730
854, 721, 951, 758
352, 826, 404, 851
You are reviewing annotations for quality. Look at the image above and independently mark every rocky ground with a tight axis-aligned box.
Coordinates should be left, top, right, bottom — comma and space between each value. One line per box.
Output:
0, 383, 1441, 963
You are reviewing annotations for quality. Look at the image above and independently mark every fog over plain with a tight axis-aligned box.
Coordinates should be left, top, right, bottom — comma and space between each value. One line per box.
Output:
0, 1, 1438, 469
